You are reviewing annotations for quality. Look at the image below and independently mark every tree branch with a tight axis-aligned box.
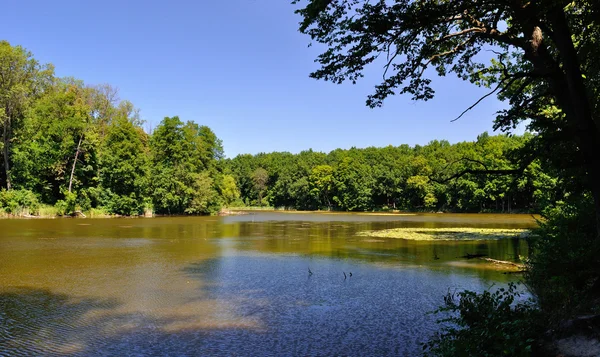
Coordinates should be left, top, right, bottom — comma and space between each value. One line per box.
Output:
430, 156, 535, 184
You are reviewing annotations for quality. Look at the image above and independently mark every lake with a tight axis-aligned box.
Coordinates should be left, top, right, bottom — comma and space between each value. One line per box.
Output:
0, 212, 536, 356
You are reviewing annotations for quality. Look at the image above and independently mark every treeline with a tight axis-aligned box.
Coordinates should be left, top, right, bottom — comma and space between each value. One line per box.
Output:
0, 41, 238, 216
1, 40, 561, 216
227, 132, 560, 213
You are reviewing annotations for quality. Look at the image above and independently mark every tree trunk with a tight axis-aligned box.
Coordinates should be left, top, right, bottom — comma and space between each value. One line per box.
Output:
549, 9, 600, 238
68, 136, 83, 193
2, 106, 11, 190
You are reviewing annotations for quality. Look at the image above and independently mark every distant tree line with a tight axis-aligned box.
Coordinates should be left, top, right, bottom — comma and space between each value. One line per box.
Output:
226, 132, 561, 213
0, 40, 562, 216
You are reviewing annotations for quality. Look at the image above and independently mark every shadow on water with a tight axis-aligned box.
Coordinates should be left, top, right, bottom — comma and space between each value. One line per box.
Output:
0, 286, 270, 356
0, 287, 120, 355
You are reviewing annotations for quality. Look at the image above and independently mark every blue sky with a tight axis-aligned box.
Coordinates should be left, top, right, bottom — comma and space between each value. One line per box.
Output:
4, 0, 519, 158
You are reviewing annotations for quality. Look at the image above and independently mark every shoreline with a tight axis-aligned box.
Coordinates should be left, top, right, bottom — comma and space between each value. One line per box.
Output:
0, 207, 541, 219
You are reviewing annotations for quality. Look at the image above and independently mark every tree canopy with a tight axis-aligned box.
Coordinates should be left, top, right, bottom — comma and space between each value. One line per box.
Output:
227, 133, 558, 212
293, 0, 600, 234
0, 41, 231, 216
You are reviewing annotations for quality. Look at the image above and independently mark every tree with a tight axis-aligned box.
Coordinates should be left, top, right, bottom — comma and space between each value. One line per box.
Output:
100, 110, 149, 215
11, 81, 97, 203
225, 134, 543, 213
185, 171, 220, 215
0, 41, 54, 190
309, 164, 334, 209
150, 116, 222, 214
220, 174, 241, 206
251, 167, 269, 206
293, 0, 600, 236
332, 157, 373, 211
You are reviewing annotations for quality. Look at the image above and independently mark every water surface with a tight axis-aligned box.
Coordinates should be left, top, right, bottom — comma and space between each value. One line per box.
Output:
0, 212, 536, 356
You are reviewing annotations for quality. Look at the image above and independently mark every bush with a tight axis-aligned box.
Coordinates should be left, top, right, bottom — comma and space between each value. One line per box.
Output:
55, 190, 77, 216
0, 189, 40, 215
525, 197, 600, 318
423, 283, 541, 357
105, 191, 143, 216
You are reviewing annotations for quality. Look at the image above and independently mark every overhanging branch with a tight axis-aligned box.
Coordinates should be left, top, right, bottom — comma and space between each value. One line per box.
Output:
430, 156, 535, 184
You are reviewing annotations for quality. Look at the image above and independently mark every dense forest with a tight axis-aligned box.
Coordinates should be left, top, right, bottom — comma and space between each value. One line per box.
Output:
0, 40, 236, 216
1, 40, 560, 217
228, 133, 558, 212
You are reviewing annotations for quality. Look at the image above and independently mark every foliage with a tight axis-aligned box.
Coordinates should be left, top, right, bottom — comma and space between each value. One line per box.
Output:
332, 157, 373, 211
525, 197, 600, 318
100, 111, 149, 215
12, 81, 97, 201
220, 174, 241, 206
423, 283, 542, 357
150, 116, 223, 215
309, 164, 334, 209
184, 171, 220, 215
54, 190, 77, 216
227, 133, 558, 212
0, 42, 228, 216
251, 167, 269, 206
0, 188, 39, 215
0, 40, 54, 190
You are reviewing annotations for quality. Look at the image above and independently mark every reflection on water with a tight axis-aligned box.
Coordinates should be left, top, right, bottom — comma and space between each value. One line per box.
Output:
0, 212, 536, 356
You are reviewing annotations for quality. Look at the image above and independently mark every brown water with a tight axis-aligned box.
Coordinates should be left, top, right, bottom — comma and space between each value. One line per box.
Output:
0, 212, 536, 356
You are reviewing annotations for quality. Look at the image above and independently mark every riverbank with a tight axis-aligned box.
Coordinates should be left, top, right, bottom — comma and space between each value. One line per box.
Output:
0, 205, 132, 219
0, 206, 541, 221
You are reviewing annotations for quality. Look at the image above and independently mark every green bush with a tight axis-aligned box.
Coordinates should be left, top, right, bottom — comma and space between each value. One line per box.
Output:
525, 197, 600, 318
423, 283, 541, 357
105, 191, 143, 216
55, 190, 77, 216
0, 189, 40, 215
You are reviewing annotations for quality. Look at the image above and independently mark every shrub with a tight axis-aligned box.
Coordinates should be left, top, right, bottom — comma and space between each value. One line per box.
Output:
105, 191, 143, 216
525, 197, 600, 318
423, 283, 541, 357
55, 190, 77, 216
0, 189, 40, 215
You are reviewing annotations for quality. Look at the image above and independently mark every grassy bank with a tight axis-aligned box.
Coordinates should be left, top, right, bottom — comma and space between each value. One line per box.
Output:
0, 205, 116, 219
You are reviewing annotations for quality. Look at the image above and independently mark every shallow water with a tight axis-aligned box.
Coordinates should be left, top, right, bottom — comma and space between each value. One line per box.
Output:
0, 212, 536, 356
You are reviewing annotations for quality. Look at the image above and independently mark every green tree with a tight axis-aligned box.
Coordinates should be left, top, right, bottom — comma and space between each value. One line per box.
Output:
100, 109, 149, 215
220, 174, 241, 206
309, 164, 334, 209
185, 171, 219, 214
332, 157, 373, 211
228, 154, 259, 204
0, 41, 54, 190
11, 81, 97, 204
294, 0, 600, 236
150, 116, 222, 215
251, 167, 268, 206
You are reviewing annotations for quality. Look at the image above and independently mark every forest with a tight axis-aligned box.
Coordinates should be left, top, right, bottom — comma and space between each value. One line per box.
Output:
0, 40, 237, 216
227, 133, 558, 212
1, 41, 560, 217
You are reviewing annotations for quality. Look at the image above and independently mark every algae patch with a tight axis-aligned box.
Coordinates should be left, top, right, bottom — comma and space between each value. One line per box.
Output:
357, 227, 529, 241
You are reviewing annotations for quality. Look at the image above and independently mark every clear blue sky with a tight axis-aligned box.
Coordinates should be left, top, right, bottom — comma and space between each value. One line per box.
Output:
4, 0, 521, 158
